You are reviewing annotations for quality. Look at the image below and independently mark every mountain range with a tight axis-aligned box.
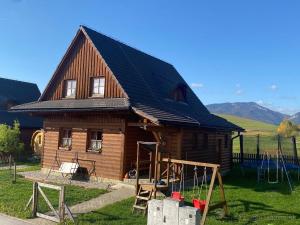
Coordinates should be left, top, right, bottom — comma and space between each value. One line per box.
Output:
206, 102, 300, 125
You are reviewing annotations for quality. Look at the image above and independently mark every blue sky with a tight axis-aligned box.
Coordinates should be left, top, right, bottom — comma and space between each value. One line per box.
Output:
0, 0, 299, 115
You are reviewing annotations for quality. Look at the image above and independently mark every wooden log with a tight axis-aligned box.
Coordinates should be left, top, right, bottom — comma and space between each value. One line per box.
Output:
32, 182, 38, 217
59, 186, 65, 222
201, 167, 217, 225
12, 162, 16, 183
161, 158, 219, 169
240, 135, 244, 164
292, 136, 299, 165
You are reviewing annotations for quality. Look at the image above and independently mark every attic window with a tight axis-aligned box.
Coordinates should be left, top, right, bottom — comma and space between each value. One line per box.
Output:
173, 84, 187, 102
64, 80, 77, 98
91, 77, 105, 97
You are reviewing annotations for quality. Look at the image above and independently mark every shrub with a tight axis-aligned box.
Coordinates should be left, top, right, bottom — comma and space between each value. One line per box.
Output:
0, 121, 24, 156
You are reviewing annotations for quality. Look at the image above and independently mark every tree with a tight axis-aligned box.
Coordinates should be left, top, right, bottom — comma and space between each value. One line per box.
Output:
0, 121, 24, 156
277, 120, 299, 138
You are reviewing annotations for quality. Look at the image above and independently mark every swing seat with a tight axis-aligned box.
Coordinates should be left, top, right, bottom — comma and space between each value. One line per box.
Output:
193, 199, 206, 212
171, 192, 184, 202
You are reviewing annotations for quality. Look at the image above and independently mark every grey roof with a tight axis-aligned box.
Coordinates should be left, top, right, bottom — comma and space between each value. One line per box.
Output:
11, 98, 130, 112
11, 26, 243, 131
0, 77, 42, 128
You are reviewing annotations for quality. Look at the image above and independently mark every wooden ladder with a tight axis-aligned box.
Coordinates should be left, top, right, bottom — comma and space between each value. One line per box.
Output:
132, 184, 153, 215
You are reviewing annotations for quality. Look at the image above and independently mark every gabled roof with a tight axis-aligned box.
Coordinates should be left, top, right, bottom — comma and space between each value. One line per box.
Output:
11, 26, 243, 131
0, 77, 42, 128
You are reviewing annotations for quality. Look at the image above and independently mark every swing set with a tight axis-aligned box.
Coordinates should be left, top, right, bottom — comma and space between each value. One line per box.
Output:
133, 141, 229, 225
164, 158, 228, 225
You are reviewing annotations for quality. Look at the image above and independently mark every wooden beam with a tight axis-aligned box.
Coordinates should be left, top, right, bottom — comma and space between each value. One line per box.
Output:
201, 167, 217, 225
161, 158, 220, 169
127, 122, 158, 127
217, 170, 229, 216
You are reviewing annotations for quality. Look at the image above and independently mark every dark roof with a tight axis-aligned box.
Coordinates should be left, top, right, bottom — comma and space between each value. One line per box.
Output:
11, 26, 243, 131
0, 77, 40, 105
0, 110, 42, 128
0, 77, 42, 128
81, 26, 243, 131
11, 98, 130, 112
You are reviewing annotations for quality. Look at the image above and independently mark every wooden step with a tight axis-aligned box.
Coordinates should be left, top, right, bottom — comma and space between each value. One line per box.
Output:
133, 205, 147, 210
136, 196, 150, 201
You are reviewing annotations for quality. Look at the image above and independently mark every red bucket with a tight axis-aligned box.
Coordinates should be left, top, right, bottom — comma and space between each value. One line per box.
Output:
193, 199, 206, 212
171, 192, 184, 202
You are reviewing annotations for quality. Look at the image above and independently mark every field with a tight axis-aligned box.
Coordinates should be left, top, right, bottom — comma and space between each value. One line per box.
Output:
68, 167, 300, 225
217, 114, 300, 155
217, 114, 278, 136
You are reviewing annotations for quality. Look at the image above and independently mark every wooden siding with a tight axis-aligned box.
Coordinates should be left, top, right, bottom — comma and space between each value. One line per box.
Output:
181, 129, 232, 172
43, 32, 125, 101
123, 126, 155, 175
42, 115, 125, 180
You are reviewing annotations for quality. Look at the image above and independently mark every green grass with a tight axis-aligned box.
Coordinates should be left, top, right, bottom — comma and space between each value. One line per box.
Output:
217, 114, 278, 136
71, 167, 300, 225
0, 168, 106, 219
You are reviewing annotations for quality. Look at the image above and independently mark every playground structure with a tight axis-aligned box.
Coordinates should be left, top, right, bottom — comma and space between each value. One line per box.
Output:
132, 141, 228, 225
234, 134, 300, 193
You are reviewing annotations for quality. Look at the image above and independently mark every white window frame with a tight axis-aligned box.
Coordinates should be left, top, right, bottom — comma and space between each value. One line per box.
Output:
88, 130, 103, 152
60, 129, 72, 149
91, 77, 105, 97
65, 80, 77, 98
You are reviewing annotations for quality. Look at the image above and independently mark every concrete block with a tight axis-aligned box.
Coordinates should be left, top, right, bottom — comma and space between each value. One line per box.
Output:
147, 199, 163, 225
162, 198, 183, 225
178, 206, 201, 225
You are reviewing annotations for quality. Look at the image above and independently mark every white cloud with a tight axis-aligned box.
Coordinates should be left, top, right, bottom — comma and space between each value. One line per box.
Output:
191, 83, 204, 88
236, 89, 243, 95
270, 84, 277, 91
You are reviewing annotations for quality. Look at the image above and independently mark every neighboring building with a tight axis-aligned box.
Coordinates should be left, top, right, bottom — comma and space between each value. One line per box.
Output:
0, 77, 42, 153
11, 26, 243, 180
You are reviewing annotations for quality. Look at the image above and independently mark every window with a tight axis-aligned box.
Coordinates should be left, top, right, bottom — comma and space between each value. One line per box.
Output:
224, 134, 229, 148
91, 77, 105, 97
203, 133, 208, 149
60, 129, 72, 149
64, 80, 77, 98
172, 84, 187, 102
88, 130, 103, 152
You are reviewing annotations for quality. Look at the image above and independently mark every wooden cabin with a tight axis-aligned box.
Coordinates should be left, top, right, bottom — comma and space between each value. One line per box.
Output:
0, 78, 42, 155
11, 26, 243, 180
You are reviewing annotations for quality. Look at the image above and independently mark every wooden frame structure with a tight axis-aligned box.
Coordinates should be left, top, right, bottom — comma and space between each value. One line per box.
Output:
134, 141, 229, 225
161, 158, 229, 225
25, 182, 74, 223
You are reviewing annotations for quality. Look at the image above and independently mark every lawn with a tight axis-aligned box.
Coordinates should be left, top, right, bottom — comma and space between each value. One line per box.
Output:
72, 167, 300, 225
0, 166, 106, 219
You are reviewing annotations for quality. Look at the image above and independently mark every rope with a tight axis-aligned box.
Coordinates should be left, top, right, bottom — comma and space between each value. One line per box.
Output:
199, 167, 207, 199
192, 166, 199, 199
171, 165, 176, 192
179, 164, 184, 196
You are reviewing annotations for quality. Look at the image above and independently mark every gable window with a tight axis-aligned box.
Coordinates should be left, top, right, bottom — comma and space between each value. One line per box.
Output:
64, 80, 77, 98
91, 77, 105, 97
88, 130, 103, 152
172, 84, 187, 102
60, 129, 72, 149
